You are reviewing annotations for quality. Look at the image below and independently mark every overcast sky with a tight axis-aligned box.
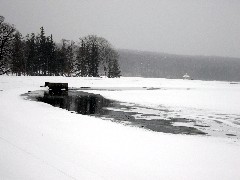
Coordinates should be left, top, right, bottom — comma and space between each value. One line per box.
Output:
1, 0, 240, 58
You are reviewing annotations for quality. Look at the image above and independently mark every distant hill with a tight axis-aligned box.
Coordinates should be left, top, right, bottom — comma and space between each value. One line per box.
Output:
118, 49, 240, 82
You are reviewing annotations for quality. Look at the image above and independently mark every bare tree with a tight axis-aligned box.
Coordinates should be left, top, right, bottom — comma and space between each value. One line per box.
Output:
77, 35, 121, 77
0, 15, 16, 74
0, 16, 4, 25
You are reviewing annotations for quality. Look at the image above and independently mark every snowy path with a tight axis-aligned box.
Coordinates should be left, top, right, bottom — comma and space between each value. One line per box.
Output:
0, 76, 240, 180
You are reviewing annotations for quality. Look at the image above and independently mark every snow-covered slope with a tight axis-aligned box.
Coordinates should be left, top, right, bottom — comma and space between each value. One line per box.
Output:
0, 76, 240, 180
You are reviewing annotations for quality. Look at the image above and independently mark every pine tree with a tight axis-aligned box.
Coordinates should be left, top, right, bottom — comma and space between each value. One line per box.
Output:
76, 40, 88, 76
11, 31, 25, 75
25, 33, 38, 75
47, 34, 57, 76
65, 40, 75, 76
111, 58, 121, 77
55, 39, 68, 76
0, 15, 16, 74
89, 42, 99, 77
37, 27, 47, 75
107, 51, 121, 78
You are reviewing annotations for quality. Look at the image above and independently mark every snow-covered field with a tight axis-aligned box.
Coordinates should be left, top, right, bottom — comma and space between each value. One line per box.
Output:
0, 76, 240, 180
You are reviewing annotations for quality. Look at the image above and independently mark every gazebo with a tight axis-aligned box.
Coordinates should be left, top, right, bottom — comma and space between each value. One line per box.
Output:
183, 73, 190, 80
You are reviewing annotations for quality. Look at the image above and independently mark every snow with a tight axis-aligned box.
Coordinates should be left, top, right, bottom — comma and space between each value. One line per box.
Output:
0, 76, 240, 180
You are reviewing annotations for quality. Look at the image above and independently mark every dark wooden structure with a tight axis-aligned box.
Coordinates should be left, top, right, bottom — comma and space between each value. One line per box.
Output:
45, 82, 68, 92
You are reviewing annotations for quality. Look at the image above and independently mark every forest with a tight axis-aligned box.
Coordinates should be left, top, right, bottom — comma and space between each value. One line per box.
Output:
0, 15, 121, 77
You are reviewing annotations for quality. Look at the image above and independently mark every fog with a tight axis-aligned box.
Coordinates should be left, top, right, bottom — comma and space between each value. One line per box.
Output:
1, 0, 240, 57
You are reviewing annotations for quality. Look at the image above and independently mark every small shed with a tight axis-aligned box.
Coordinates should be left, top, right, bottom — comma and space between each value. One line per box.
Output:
183, 73, 190, 80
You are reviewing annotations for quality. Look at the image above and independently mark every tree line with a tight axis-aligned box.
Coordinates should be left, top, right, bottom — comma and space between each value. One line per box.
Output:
0, 15, 121, 77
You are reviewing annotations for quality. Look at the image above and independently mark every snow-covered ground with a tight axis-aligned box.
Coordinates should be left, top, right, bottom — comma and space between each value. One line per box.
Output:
0, 76, 240, 180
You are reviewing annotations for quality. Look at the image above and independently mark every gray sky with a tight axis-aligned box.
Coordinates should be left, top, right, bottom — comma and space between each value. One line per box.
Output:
1, 0, 240, 58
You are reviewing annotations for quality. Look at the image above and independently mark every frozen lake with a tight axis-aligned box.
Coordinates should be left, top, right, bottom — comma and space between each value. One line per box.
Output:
1, 76, 240, 180
27, 90, 206, 135
24, 77, 240, 139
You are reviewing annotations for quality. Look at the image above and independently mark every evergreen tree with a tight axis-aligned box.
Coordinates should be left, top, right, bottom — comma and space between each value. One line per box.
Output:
76, 40, 88, 76
46, 34, 57, 76
108, 58, 121, 78
11, 31, 25, 75
0, 15, 16, 74
89, 42, 99, 77
37, 27, 47, 75
65, 40, 75, 76
107, 50, 121, 78
58, 39, 68, 76
25, 33, 38, 75
53, 39, 68, 76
